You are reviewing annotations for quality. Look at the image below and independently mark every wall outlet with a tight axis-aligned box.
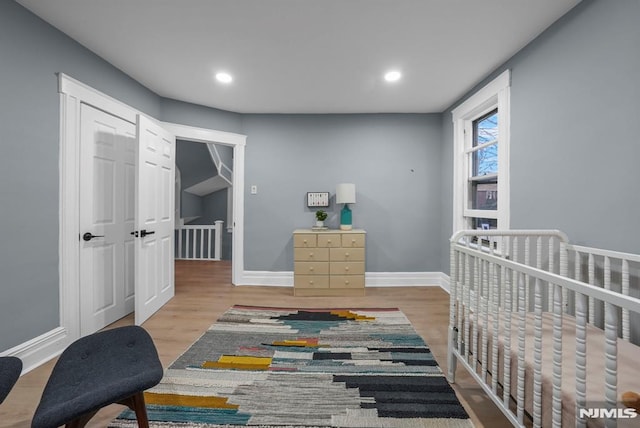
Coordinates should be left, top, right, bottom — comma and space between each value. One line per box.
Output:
251, 185, 258, 194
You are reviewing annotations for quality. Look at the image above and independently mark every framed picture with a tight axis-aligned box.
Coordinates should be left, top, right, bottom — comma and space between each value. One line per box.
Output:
307, 192, 330, 207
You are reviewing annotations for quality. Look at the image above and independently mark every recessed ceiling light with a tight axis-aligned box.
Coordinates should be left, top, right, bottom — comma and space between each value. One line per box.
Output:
215, 72, 233, 84
384, 70, 402, 82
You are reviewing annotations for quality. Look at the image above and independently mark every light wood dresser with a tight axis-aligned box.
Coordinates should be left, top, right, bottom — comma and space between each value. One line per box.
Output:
293, 229, 366, 296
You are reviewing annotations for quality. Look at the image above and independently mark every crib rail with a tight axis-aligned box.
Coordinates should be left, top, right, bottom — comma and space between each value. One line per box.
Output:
566, 245, 640, 342
448, 230, 640, 428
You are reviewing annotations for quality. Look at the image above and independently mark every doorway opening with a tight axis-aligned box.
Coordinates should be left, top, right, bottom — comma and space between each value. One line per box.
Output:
175, 140, 233, 262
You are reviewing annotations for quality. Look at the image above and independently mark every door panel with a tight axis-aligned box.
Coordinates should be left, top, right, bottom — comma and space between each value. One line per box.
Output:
135, 115, 175, 325
79, 104, 136, 336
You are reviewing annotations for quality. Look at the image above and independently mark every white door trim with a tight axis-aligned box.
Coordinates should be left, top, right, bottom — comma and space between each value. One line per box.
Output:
160, 122, 246, 285
58, 73, 247, 347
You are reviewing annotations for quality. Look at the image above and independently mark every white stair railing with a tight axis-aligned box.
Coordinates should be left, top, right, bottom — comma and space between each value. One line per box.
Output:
175, 220, 224, 260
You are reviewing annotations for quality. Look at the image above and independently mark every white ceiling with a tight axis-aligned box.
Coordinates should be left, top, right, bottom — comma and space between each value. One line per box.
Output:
17, 0, 581, 114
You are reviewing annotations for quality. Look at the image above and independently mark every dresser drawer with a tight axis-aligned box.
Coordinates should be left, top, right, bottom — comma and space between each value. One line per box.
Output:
330, 248, 364, 261
329, 261, 365, 275
294, 248, 329, 261
294, 261, 329, 275
294, 234, 317, 248
330, 275, 365, 289
341, 233, 366, 248
316, 234, 341, 248
294, 275, 330, 288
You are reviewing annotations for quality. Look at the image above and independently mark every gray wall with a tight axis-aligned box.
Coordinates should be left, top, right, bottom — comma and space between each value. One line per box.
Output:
241, 114, 443, 272
508, 0, 639, 253
160, 98, 242, 135
180, 192, 203, 220
176, 140, 217, 189
440, 0, 640, 275
0, 1, 161, 351
217, 144, 234, 170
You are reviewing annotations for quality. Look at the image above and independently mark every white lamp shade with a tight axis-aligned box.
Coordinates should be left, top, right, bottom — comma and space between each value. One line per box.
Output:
336, 183, 356, 204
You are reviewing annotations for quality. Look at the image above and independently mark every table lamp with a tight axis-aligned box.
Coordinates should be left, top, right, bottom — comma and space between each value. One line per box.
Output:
336, 183, 356, 230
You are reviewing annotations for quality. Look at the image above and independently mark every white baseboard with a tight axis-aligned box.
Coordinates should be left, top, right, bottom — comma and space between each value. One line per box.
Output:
238, 271, 294, 286
366, 272, 450, 290
1, 327, 68, 374
238, 271, 451, 291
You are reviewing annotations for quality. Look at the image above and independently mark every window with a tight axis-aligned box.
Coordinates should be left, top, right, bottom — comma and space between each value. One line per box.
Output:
452, 70, 510, 233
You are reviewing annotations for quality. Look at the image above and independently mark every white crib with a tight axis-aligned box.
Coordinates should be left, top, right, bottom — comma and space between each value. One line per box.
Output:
447, 230, 640, 428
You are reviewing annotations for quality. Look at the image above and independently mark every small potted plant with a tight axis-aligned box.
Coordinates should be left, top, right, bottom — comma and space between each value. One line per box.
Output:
315, 210, 328, 228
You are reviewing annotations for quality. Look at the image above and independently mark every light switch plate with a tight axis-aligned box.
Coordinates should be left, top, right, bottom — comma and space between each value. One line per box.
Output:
307, 192, 329, 207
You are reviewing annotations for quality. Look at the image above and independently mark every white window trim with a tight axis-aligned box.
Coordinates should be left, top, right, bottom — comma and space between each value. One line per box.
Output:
452, 69, 511, 233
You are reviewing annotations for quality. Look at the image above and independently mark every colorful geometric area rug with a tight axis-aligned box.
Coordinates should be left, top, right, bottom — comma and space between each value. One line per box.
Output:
109, 305, 473, 428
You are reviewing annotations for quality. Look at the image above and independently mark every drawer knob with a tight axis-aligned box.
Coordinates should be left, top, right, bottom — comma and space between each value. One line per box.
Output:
303, 239, 308, 244
309, 253, 314, 258
345, 280, 350, 285
351, 239, 356, 244
345, 252, 350, 258
309, 280, 314, 285
345, 266, 350, 271
309, 267, 314, 272
327, 239, 332, 244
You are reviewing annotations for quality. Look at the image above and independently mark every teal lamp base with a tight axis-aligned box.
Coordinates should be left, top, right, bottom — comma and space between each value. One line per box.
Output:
340, 204, 352, 230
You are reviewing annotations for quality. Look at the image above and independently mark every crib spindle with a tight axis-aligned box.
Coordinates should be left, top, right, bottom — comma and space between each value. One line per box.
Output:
516, 272, 527, 424
491, 262, 500, 394
604, 302, 618, 428
472, 256, 481, 374
560, 241, 569, 313
457, 250, 465, 358
481, 260, 490, 383
575, 292, 588, 428
503, 266, 513, 409
464, 252, 471, 367
622, 259, 630, 341
533, 276, 543, 428
588, 253, 596, 325
552, 283, 563, 428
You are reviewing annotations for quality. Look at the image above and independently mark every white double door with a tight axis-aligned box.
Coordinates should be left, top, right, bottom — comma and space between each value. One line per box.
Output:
79, 104, 175, 336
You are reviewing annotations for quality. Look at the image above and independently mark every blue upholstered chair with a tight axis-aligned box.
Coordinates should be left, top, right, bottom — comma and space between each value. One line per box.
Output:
32, 325, 163, 428
0, 356, 22, 404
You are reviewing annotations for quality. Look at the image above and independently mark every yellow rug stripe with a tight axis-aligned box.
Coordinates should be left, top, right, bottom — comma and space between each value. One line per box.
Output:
202, 356, 272, 370
330, 310, 375, 321
217, 355, 272, 365
144, 392, 239, 409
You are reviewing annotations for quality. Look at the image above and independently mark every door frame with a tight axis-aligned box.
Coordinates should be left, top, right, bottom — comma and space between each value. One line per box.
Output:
160, 122, 245, 285
59, 73, 246, 345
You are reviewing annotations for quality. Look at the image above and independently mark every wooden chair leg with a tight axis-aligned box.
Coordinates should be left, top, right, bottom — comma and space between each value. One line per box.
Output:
65, 410, 99, 428
119, 392, 151, 428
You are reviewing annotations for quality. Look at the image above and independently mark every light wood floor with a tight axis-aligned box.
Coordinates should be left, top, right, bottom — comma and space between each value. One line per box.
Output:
0, 261, 512, 428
